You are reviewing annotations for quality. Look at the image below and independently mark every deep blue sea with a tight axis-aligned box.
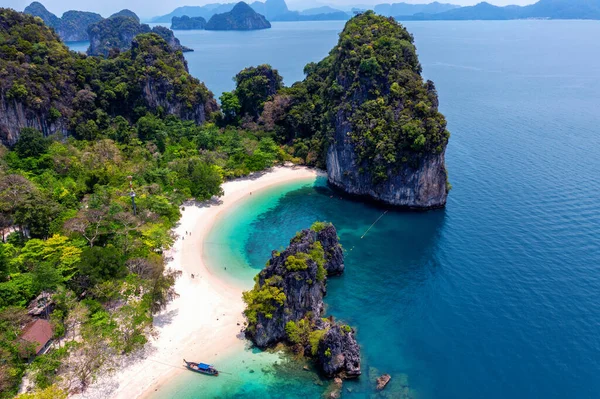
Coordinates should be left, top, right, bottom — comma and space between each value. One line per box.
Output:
70, 20, 600, 398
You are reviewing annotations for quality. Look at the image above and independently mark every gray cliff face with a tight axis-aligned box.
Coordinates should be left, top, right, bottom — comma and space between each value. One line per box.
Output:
327, 136, 448, 209
141, 79, 216, 125
0, 95, 67, 145
318, 324, 361, 378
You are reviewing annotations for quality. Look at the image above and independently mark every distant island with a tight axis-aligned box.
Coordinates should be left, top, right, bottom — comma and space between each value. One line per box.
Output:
24, 1, 102, 41
396, 0, 600, 21
171, 15, 207, 30
88, 12, 191, 56
152, 0, 351, 23
153, 0, 600, 23
23, 2, 191, 53
205, 2, 271, 31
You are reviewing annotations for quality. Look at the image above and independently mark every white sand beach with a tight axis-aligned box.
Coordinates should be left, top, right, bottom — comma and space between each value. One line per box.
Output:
72, 166, 321, 399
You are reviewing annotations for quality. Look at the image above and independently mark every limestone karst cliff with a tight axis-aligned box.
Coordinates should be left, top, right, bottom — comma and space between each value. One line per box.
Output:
258, 11, 451, 209
323, 12, 450, 209
0, 9, 215, 145
243, 222, 360, 379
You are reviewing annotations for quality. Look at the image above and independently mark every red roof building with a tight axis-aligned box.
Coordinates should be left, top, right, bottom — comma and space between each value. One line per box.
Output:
20, 319, 54, 355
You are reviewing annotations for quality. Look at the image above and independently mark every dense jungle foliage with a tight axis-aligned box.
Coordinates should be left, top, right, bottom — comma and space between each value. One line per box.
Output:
0, 8, 286, 397
0, 10, 214, 139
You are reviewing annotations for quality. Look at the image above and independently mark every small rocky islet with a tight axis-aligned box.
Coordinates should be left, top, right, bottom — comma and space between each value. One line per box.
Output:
206, 2, 271, 30
242, 222, 361, 383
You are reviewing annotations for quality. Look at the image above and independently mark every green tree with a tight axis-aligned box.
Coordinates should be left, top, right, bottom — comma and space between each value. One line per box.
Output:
14, 128, 50, 158
234, 64, 283, 120
219, 91, 241, 124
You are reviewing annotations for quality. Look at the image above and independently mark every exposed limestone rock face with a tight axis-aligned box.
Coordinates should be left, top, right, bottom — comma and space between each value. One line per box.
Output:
327, 146, 448, 209
243, 222, 360, 379
320, 12, 450, 209
317, 324, 361, 378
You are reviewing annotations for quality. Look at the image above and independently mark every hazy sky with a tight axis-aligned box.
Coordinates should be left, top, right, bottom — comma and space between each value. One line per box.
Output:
6, 0, 538, 20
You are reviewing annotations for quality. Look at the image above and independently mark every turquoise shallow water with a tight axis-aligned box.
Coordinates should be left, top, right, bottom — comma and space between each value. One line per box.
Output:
69, 19, 600, 399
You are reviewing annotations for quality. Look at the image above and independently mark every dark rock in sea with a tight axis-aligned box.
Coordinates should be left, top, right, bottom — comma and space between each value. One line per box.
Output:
171, 15, 207, 30
243, 222, 359, 379
317, 325, 361, 378
206, 2, 271, 30
376, 373, 392, 390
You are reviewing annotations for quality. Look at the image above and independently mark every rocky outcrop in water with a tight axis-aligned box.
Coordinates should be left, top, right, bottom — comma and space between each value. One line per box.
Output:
171, 15, 207, 30
323, 12, 450, 209
258, 11, 451, 209
206, 2, 271, 30
243, 222, 360, 379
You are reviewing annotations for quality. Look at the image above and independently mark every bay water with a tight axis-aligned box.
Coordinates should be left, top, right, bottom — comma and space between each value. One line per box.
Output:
69, 20, 600, 398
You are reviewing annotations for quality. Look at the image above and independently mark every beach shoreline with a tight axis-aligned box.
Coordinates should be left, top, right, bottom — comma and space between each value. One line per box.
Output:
73, 166, 322, 399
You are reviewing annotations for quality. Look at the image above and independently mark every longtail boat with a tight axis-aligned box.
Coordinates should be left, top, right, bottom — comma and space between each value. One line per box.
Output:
183, 359, 219, 376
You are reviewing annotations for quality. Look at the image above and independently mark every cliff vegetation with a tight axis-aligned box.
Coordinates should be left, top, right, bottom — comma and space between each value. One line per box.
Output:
0, 9, 289, 397
256, 11, 450, 207
171, 15, 207, 30
243, 222, 360, 379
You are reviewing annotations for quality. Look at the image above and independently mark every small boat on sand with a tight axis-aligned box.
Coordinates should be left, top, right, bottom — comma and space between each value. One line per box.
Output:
183, 359, 219, 376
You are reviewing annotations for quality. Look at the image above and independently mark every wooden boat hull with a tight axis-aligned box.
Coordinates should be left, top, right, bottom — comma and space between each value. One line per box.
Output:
183, 359, 219, 376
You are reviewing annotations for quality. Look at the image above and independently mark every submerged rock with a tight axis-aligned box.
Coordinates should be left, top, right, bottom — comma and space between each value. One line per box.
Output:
376, 373, 391, 390
243, 222, 360, 379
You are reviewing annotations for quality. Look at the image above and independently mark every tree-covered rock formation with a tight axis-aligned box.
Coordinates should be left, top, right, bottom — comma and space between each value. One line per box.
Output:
87, 12, 191, 57
0, 9, 214, 145
259, 11, 450, 209
23, 2, 59, 28
205, 2, 271, 30
58, 11, 103, 41
171, 15, 207, 30
243, 222, 360, 379
109, 9, 140, 23
23, 2, 102, 42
